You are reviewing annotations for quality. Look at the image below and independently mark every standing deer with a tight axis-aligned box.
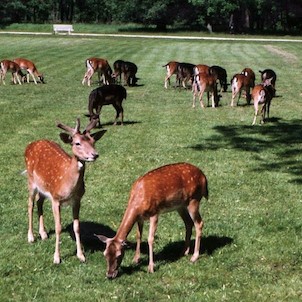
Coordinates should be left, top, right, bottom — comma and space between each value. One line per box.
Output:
82, 57, 113, 86
86, 84, 127, 127
96, 162, 208, 279
25, 118, 104, 264
192, 72, 220, 108
162, 61, 179, 88
252, 78, 275, 125
13, 58, 45, 84
0, 59, 22, 85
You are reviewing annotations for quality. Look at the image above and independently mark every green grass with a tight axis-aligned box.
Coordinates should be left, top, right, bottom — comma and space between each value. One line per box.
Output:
0, 32, 302, 301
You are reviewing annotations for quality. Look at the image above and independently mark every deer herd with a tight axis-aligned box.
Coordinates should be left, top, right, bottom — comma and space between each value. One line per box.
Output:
1, 53, 277, 278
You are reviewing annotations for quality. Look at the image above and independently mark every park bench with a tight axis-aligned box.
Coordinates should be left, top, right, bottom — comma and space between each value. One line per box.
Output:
53, 24, 74, 35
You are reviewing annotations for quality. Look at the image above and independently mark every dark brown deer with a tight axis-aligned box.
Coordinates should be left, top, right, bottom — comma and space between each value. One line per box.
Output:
259, 69, 277, 96
86, 84, 127, 127
25, 118, 105, 264
96, 162, 208, 279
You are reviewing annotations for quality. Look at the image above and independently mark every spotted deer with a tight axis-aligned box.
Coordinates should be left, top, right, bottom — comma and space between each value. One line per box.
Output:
96, 162, 208, 279
25, 118, 105, 264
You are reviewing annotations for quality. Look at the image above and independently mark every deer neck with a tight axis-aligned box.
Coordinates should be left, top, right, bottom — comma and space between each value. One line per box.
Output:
115, 206, 138, 241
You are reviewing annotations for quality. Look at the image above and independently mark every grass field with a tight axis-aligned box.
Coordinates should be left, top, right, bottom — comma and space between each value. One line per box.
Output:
0, 28, 301, 301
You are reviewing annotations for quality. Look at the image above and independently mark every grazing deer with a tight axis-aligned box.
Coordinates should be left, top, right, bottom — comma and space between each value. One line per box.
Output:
96, 162, 208, 279
259, 69, 277, 96
241, 67, 255, 88
192, 73, 220, 108
230, 73, 253, 106
82, 57, 113, 86
0, 59, 22, 85
13, 58, 44, 84
162, 61, 179, 89
252, 78, 275, 125
86, 84, 127, 127
25, 118, 105, 264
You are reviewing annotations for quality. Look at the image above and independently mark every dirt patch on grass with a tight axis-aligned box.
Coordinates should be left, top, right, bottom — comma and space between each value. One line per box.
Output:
264, 45, 298, 63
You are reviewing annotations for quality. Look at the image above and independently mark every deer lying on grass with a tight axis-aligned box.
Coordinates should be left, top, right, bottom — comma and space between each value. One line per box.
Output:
252, 78, 275, 125
25, 118, 105, 264
13, 58, 45, 84
0, 59, 22, 85
86, 84, 127, 127
96, 162, 208, 279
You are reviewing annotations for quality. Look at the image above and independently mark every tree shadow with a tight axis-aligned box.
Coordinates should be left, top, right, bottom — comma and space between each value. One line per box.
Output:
189, 118, 302, 183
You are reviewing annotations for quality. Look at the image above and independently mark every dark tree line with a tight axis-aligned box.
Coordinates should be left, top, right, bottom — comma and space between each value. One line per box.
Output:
0, 0, 302, 33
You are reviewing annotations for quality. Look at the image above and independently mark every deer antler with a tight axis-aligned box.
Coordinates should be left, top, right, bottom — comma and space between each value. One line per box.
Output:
84, 118, 98, 134
56, 118, 80, 135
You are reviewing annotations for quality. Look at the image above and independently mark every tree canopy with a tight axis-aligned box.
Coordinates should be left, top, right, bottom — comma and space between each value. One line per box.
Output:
1, 0, 301, 33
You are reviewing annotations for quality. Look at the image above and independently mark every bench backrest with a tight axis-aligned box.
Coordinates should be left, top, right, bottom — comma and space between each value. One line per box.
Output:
53, 24, 74, 33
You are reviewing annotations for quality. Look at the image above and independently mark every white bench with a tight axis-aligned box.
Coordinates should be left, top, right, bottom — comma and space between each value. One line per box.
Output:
53, 24, 74, 35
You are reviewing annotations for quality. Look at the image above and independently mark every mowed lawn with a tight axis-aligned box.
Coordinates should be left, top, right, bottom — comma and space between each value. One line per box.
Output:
0, 32, 301, 301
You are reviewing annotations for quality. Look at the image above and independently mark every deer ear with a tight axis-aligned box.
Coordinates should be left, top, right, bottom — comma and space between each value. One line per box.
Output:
94, 234, 110, 243
59, 133, 72, 144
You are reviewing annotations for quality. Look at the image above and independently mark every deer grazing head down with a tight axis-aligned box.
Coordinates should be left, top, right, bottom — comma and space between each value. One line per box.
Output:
25, 118, 105, 264
96, 162, 208, 279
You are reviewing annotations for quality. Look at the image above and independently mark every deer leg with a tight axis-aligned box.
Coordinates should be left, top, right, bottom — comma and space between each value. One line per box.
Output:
113, 104, 123, 125
261, 104, 266, 124
178, 208, 194, 256
1, 71, 7, 85
14, 72, 22, 85
187, 199, 203, 262
231, 89, 237, 106
52, 201, 62, 264
29, 71, 37, 84
27, 188, 37, 243
133, 219, 144, 264
73, 201, 85, 262
252, 103, 259, 125
37, 194, 48, 240
147, 215, 159, 273
199, 92, 205, 108
237, 90, 242, 106
164, 75, 170, 88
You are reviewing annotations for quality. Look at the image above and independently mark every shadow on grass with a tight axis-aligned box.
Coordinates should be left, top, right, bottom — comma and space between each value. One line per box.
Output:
65, 221, 233, 275
189, 118, 302, 184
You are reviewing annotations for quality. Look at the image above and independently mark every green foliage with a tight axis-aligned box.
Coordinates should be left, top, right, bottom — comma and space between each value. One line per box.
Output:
1, 1, 302, 33
0, 32, 302, 301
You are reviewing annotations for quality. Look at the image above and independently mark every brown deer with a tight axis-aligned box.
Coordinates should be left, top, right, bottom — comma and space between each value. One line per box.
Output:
162, 61, 179, 88
82, 57, 113, 86
96, 162, 208, 279
13, 58, 44, 84
192, 72, 220, 108
25, 118, 105, 264
0, 59, 22, 85
252, 78, 275, 125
